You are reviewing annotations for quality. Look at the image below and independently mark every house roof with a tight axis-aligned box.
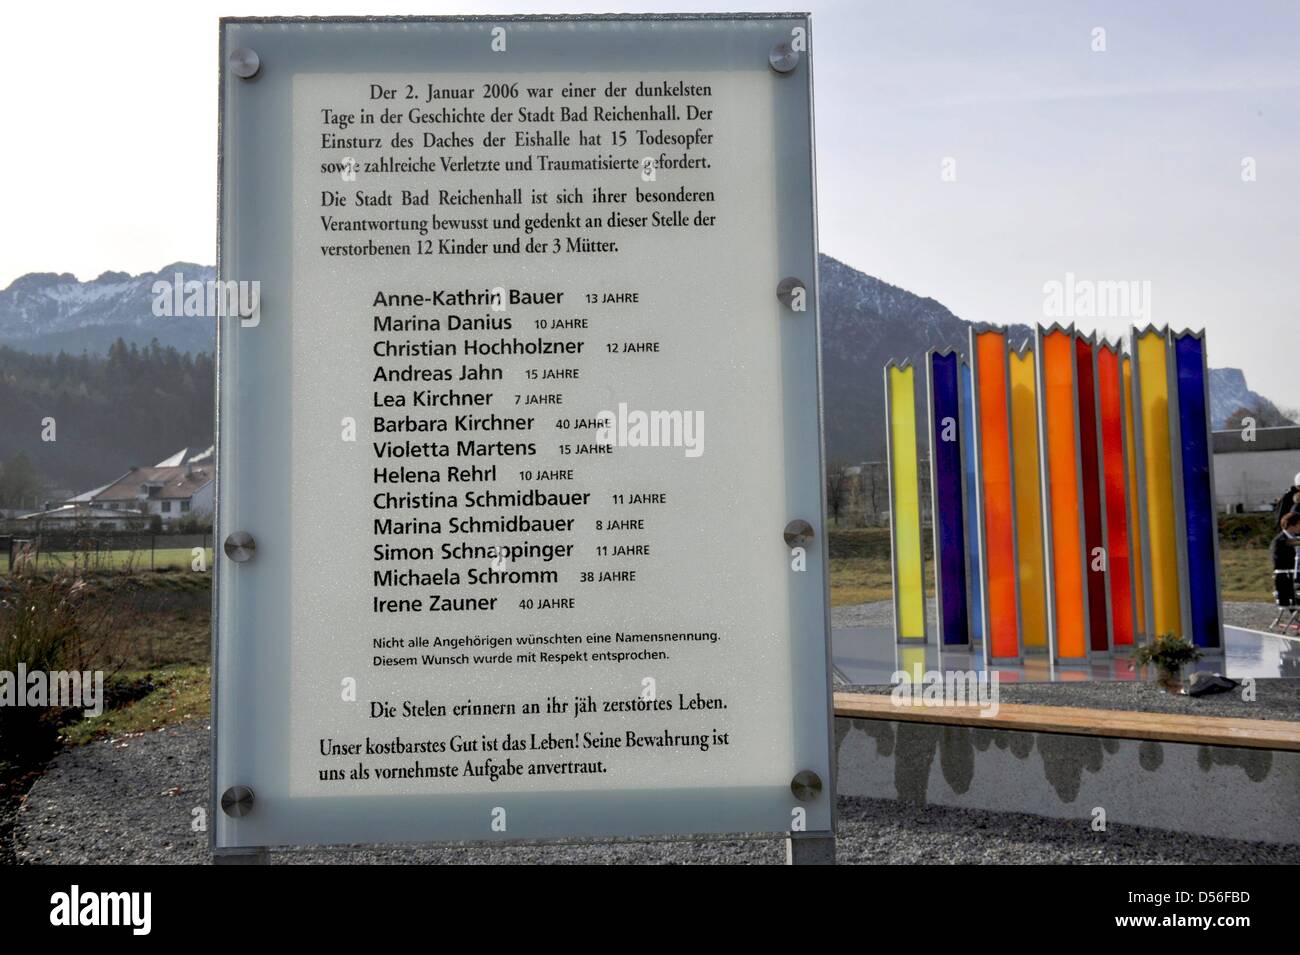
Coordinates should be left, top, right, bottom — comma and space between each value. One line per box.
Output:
155, 446, 215, 467
1212, 426, 1300, 454
66, 481, 115, 504
93, 464, 214, 502
17, 504, 148, 521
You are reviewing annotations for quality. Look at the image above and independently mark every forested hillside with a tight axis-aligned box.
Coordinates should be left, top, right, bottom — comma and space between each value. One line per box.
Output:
0, 339, 214, 500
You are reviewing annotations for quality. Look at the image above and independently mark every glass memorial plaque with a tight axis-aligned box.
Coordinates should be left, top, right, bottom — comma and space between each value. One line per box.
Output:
214, 14, 831, 850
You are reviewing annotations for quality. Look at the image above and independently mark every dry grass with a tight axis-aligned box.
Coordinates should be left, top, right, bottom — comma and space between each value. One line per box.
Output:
828, 528, 933, 607
830, 556, 933, 606
1218, 548, 1273, 603
0, 569, 212, 751
61, 664, 210, 746
828, 527, 1273, 607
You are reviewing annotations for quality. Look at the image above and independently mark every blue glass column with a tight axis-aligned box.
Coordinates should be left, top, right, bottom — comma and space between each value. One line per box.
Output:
959, 359, 985, 647
1174, 332, 1222, 649
929, 351, 969, 645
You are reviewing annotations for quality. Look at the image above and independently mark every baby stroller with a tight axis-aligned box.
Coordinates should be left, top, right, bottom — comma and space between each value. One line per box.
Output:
1270, 555, 1300, 633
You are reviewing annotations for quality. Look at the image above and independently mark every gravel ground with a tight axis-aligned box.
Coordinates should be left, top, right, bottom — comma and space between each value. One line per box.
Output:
14, 721, 1300, 864
831, 599, 927, 630
1221, 601, 1288, 631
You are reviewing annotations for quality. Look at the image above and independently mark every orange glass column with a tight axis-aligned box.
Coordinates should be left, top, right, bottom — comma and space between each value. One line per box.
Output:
970, 327, 1021, 661
1097, 343, 1136, 647
1037, 325, 1088, 661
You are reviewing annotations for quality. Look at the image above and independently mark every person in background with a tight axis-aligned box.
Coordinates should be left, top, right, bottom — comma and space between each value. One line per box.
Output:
1271, 512, 1300, 608
1272, 472, 1300, 527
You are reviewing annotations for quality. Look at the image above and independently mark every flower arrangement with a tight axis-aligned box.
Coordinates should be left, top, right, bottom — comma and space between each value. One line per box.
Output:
1132, 634, 1204, 693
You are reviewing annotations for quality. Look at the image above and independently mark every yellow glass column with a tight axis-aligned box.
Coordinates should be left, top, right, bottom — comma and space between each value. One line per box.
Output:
1133, 329, 1182, 638
1009, 347, 1047, 648
886, 362, 926, 640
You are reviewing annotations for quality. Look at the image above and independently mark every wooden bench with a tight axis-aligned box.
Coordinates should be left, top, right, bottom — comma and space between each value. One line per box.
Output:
834, 692, 1300, 753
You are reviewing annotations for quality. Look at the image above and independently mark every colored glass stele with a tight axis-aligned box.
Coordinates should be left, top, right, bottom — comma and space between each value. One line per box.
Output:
959, 360, 985, 646
896, 645, 927, 685
973, 330, 1020, 659
1134, 328, 1183, 639
1122, 355, 1147, 638
928, 351, 969, 646
1038, 326, 1087, 660
1174, 332, 1222, 649
1096, 344, 1136, 647
1008, 348, 1047, 649
1074, 335, 1110, 653
886, 362, 926, 640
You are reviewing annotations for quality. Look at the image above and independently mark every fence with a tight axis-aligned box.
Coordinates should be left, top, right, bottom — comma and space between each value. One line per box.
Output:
831, 461, 932, 528
1, 532, 214, 573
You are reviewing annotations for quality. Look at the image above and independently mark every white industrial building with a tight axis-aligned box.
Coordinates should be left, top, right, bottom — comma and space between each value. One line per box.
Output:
1212, 426, 1300, 514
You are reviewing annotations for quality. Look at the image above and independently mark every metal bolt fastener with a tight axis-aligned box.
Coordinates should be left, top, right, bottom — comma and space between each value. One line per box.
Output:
224, 531, 256, 562
790, 770, 823, 802
221, 785, 256, 817
777, 277, 807, 310
783, 520, 815, 549
229, 48, 261, 79
769, 42, 799, 74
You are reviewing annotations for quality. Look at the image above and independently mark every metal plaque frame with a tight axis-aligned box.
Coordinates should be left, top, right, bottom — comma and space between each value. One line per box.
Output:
214, 13, 833, 853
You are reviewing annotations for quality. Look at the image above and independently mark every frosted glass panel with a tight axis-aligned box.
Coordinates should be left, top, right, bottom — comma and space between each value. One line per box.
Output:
215, 15, 831, 849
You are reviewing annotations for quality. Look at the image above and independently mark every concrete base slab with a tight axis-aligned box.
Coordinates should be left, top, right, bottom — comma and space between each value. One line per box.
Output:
835, 716, 1300, 845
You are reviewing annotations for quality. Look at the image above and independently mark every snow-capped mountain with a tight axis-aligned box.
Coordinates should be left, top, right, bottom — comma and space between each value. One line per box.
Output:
0, 263, 214, 356
819, 254, 1036, 462
0, 258, 1285, 465
816, 254, 1291, 462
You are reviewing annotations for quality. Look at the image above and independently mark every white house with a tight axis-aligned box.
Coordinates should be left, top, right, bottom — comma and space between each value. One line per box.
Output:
14, 503, 150, 532
71, 448, 215, 525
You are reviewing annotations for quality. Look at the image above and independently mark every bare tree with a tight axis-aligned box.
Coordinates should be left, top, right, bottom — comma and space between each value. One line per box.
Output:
826, 460, 851, 527
1224, 404, 1293, 430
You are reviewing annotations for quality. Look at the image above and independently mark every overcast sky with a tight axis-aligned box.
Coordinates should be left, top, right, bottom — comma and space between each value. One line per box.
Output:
2, 0, 1297, 405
